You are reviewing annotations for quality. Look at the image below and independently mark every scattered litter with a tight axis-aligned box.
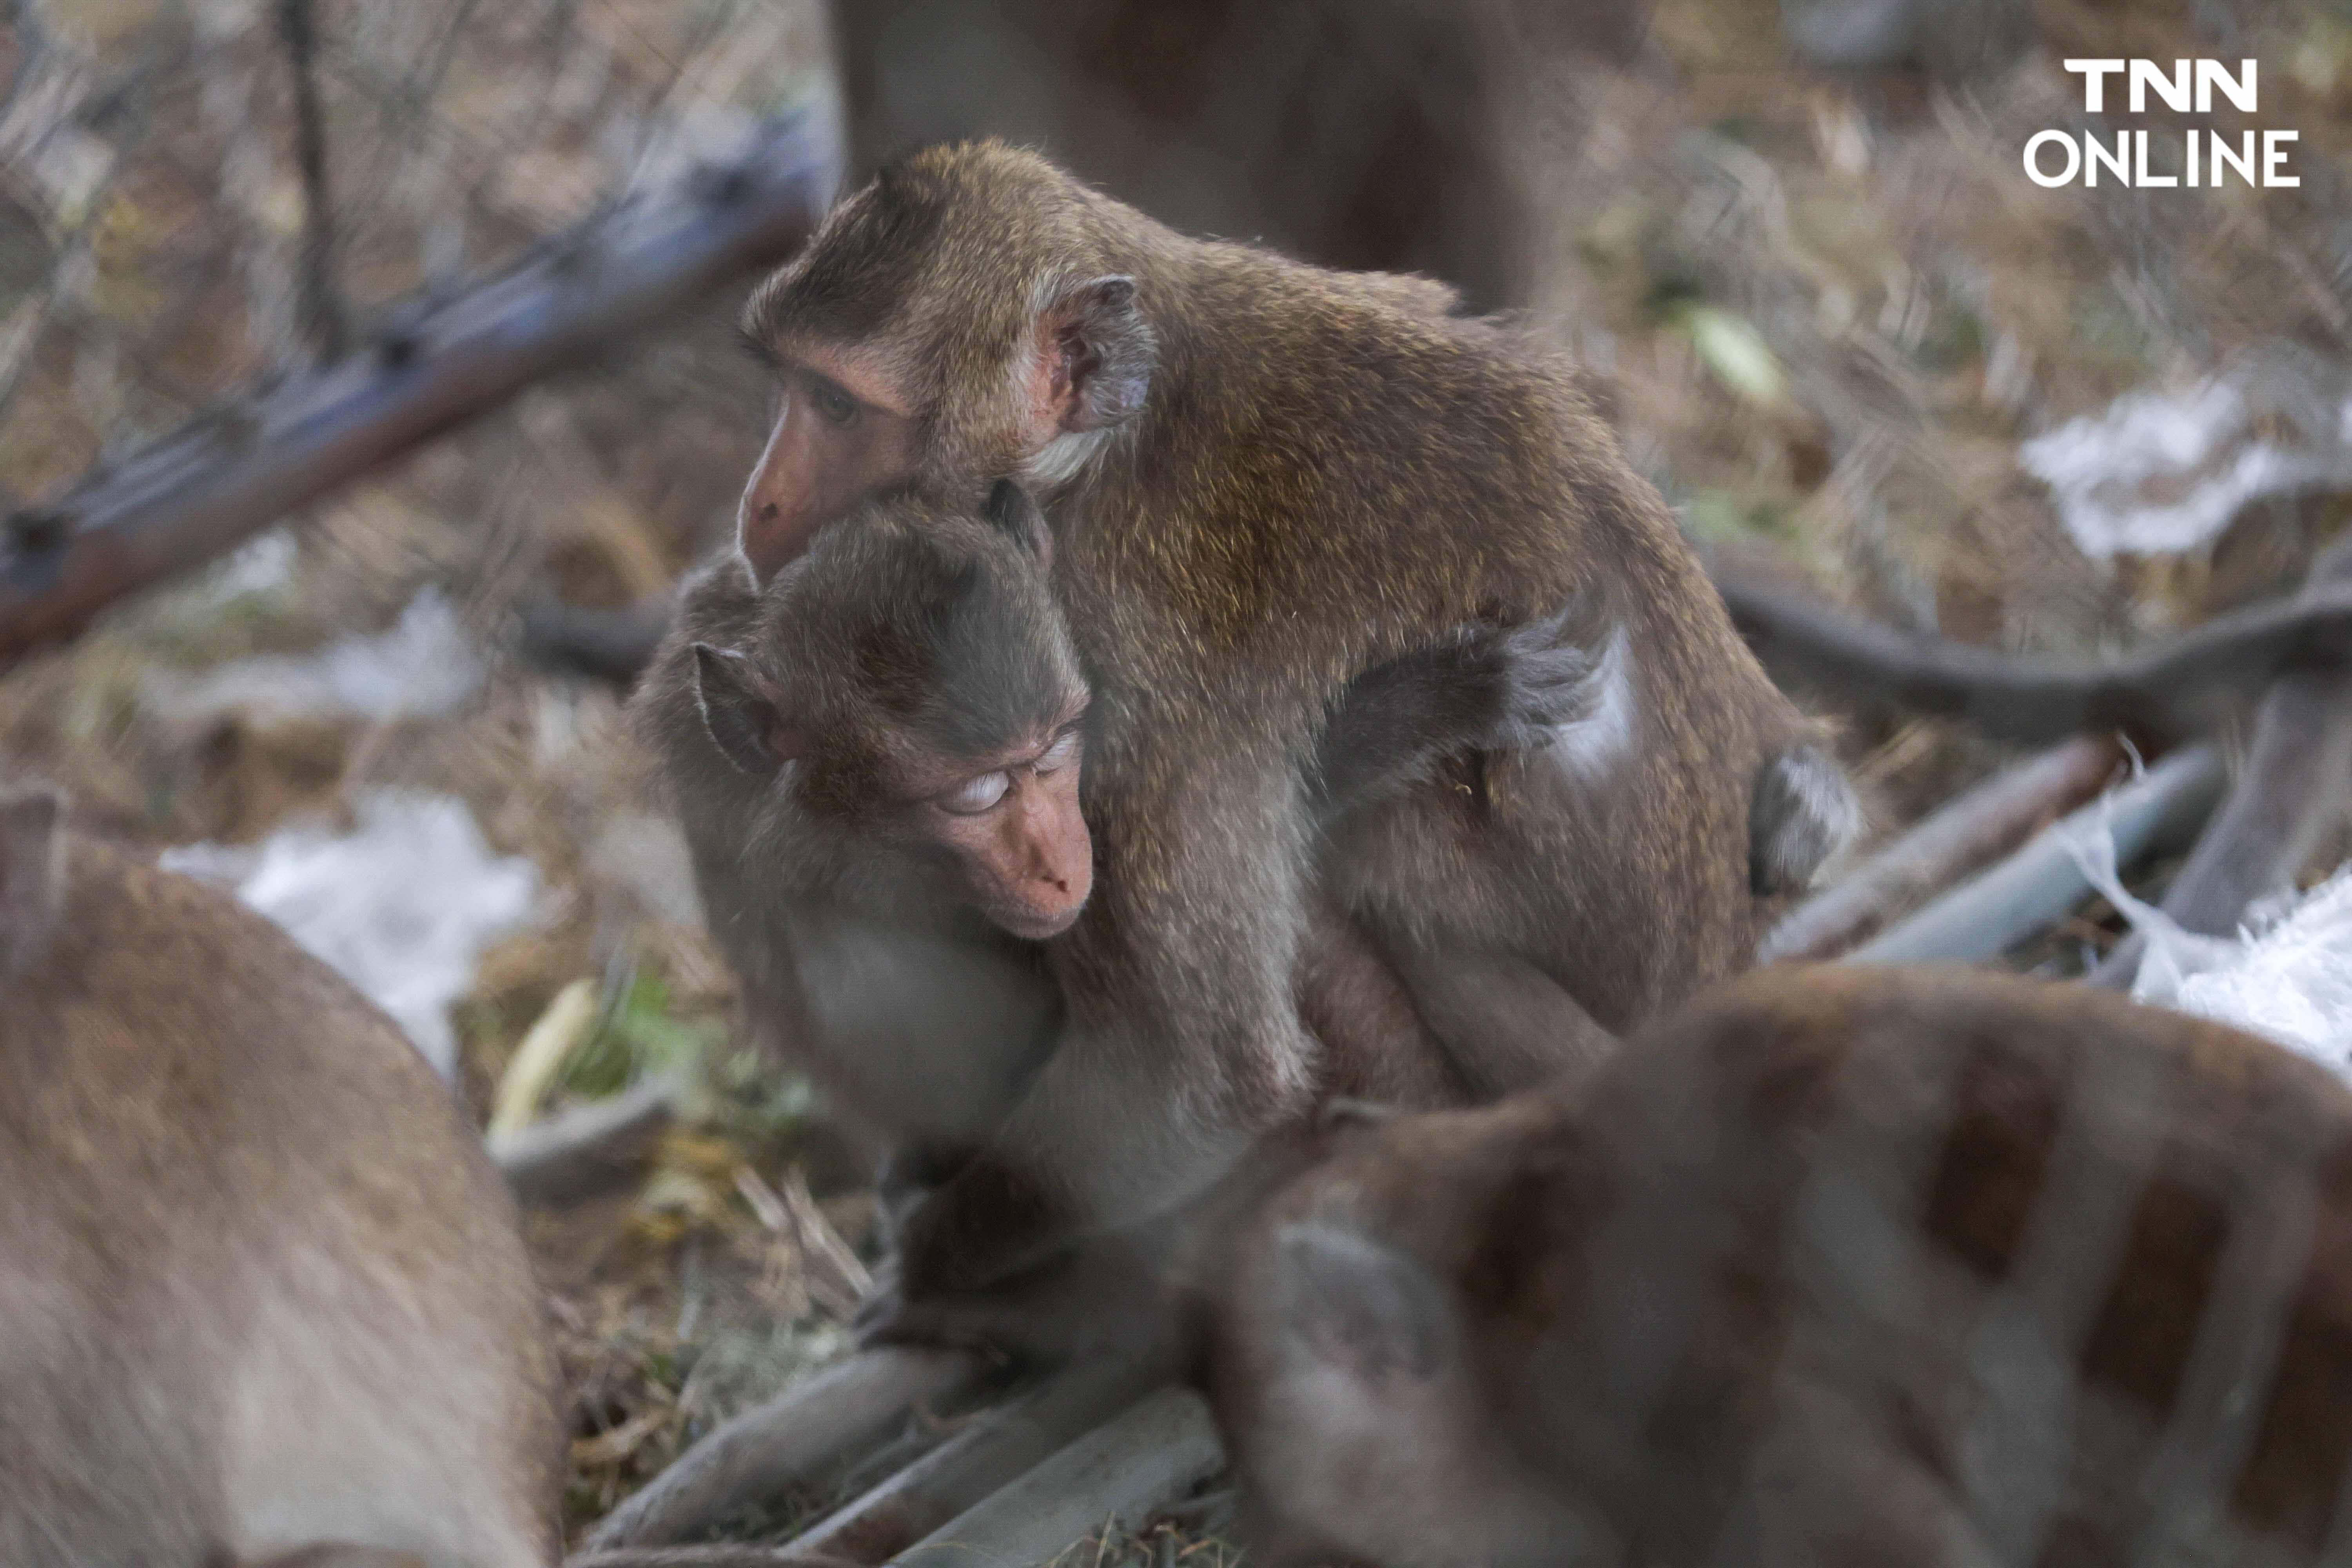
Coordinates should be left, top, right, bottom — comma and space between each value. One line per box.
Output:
143, 585, 483, 728
2065, 818, 2352, 1071
2020, 376, 2352, 562
490, 978, 603, 1135
160, 789, 541, 1077
192, 526, 298, 605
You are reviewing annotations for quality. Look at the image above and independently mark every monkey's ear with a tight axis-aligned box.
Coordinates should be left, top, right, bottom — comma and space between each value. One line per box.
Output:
1274, 1220, 1452, 1385
1030, 275, 1156, 442
982, 479, 1053, 570
1749, 743, 1863, 895
0, 783, 65, 978
691, 644, 799, 777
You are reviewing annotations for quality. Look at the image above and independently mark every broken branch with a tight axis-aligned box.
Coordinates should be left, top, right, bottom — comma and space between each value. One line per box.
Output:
2089, 538, 2352, 989
0, 111, 836, 664
1714, 561, 2352, 747
1761, 735, 2123, 964
581, 1347, 991, 1552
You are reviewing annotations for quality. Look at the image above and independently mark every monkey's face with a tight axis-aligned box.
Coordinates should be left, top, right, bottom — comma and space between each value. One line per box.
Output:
735, 343, 917, 582
896, 717, 1092, 941
734, 147, 1159, 588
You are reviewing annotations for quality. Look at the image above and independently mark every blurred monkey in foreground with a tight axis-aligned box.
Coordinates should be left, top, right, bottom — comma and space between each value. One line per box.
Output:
1200, 964, 2352, 1568
0, 784, 561, 1568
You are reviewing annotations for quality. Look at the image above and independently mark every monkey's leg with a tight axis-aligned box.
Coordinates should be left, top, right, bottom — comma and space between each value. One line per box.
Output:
1380, 940, 1619, 1101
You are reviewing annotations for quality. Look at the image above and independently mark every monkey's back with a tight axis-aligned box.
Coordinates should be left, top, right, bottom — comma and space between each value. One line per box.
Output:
0, 834, 558, 1568
1056, 228, 1806, 1031
1563, 964, 2352, 1566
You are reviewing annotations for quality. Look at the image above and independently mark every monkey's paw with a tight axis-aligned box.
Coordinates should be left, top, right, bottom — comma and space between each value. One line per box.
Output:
1458, 603, 1606, 752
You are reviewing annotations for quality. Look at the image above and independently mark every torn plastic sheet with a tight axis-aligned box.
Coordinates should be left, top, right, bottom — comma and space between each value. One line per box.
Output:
160, 789, 540, 1078
2065, 813, 2352, 1071
2020, 375, 2352, 563
143, 585, 483, 728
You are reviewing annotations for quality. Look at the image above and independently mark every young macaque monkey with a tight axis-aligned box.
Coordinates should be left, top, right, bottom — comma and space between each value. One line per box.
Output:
639, 479, 1597, 1176
1200, 963, 2352, 1568
732, 142, 1859, 1315
0, 785, 561, 1568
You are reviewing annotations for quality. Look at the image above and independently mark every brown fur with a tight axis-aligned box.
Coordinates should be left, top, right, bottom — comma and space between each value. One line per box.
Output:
0, 787, 561, 1568
636, 494, 1085, 1154
637, 484, 1586, 1246
1201, 964, 2352, 1568
735, 142, 1834, 1303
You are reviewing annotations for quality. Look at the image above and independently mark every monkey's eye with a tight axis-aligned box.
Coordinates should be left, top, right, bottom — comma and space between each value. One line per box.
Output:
936, 769, 1011, 815
1033, 729, 1082, 775
805, 377, 859, 428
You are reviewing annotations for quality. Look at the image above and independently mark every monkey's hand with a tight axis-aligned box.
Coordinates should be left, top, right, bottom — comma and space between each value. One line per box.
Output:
857, 1204, 1187, 1365
1463, 604, 1610, 753
1313, 603, 1603, 816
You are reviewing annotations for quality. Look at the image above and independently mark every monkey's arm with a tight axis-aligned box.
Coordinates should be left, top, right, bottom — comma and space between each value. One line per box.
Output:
871, 748, 1325, 1321
1381, 941, 1618, 1100
1312, 607, 1601, 817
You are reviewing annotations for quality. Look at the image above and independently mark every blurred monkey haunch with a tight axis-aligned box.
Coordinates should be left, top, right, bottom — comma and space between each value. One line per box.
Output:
735, 142, 1851, 1316
1197, 964, 2352, 1568
0, 785, 561, 1568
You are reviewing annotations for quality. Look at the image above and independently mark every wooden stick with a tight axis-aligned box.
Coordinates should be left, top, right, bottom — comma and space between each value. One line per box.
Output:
2089, 539, 2352, 990
1714, 561, 2352, 747
582, 1347, 991, 1552
1845, 744, 2223, 965
1760, 735, 2123, 964
0, 111, 836, 664
788, 1353, 1165, 1564
885, 1387, 1224, 1567
571, 1548, 858, 1567
488, 1080, 673, 1205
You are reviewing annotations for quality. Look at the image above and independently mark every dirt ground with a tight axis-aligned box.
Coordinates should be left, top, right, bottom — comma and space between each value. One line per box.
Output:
4, 0, 2350, 1550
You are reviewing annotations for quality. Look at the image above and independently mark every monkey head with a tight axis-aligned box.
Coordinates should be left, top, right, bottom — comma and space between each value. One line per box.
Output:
691, 480, 1095, 940
733, 142, 1157, 584
1197, 1095, 1615, 1568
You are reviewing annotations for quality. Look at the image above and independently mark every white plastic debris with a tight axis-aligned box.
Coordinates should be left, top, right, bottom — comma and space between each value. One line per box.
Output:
2020, 377, 2352, 563
144, 586, 483, 728
160, 790, 540, 1078
2065, 817, 2352, 1071
194, 526, 298, 605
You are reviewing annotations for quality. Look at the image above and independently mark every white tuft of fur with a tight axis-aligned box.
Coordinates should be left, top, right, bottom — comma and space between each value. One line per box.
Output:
1751, 744, 1866, 894
1546, 625, 1637, 783
1023, 428, 1113, 491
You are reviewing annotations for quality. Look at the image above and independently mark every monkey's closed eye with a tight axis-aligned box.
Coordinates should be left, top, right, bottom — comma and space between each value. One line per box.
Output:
1034, 729, 1082, 775
937, 770, 1012, 815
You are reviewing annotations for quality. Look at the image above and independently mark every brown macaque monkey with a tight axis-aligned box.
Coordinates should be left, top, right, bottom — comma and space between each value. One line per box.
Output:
637, 478, 1598, 1177
1199, 963, 2352, 1568
0, 784, 561, 1568
730, 142, 1858, 1319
